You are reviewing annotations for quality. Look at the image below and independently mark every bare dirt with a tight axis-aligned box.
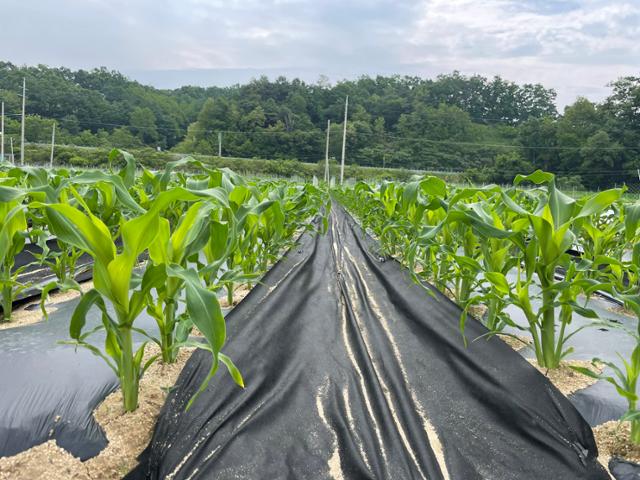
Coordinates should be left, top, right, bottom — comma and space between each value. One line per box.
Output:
218, 283, 252, 309
528, 359, 603, 396
594, 421, 640, 476
0, 343, 193, 480
0, 280, 94, 331
607, 303, 636, 318
497, 334, 531, 351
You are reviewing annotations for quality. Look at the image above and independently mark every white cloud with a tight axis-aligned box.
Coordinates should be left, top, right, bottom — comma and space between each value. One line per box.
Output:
0, 0, 637, 106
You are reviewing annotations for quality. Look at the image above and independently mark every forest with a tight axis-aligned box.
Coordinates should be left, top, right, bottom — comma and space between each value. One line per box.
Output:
0, 61, 638, 189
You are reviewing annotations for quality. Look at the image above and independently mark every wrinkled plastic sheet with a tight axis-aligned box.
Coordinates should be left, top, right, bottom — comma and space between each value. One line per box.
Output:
128, 207, 608, 480
610, 458, 640, 480
14, 239, 93, 303
0, 292, 158, 460
499, 274, 637, 428
0, 238, 235, 462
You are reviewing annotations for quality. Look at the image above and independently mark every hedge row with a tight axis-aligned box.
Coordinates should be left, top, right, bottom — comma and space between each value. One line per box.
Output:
21, 144, 467, 184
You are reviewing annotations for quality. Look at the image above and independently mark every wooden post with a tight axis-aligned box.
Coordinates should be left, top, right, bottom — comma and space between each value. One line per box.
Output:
0, 102, 4, 163
20, 78, 26, 165
324, 119, 331, 182
340, 95, 348, 185
50, 122, 56, 167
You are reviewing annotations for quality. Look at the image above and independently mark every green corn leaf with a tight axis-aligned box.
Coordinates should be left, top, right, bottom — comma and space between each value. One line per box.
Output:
72, 171, 144, 214
219, 353, 245, 388
44, 204, 115, 266
70, 289, 107, 339
108, 149, 137, 188
548, 182, 575, 229
625, 204, 640, 242
166, 264, 229, 408
514, 170, 555, 186
486, 272, 510, 295
575, 188, 623, 220
0, 186, 25, 202
170, 202, 215, 263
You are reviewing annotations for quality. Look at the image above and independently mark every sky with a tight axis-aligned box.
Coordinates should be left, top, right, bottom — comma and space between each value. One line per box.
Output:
1, 0, 639, 108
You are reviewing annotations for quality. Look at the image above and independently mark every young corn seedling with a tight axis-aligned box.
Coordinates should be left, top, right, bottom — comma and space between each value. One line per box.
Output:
500, 171, 622, 368
574, 292, 640, 444
0, 186, 29, 322
41, 186, 242, 411
147, 200, 216, 363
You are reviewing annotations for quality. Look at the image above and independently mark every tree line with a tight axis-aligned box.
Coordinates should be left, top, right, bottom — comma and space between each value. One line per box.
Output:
0, 61, 638, 188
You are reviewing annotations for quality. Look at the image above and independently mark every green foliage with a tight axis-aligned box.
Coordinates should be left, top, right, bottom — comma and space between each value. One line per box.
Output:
337, 169, 640, 442
0, 188, 28, 321
2, 62, 639, 189
2, 149, 329, 414
337, 172, 626, 369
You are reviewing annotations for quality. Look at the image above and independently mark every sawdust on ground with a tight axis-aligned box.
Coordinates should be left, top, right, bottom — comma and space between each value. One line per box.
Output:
218, 283, 252, 308
607, 303, 636, 318
0, 280, 94, 331
497, 334, 531, 351
528, 359, 603, 396
0, 343, 193, 480
594, 420, 640, 475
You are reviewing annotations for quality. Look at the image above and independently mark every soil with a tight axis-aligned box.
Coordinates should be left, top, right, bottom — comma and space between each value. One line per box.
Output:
0, 280, 94, 331
0, 343, 193, 480
497, 334, 531, 351
218, 283, 252, 308
607, 303, 636, 318
594, 421, 640, 473
528, 359, 603, 396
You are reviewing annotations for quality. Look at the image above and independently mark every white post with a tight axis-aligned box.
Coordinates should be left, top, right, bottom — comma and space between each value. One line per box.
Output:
0, 101, 4, 163
10, 137, 14, 164
324, 119, 331, 182
20, 78, 27, 165
218, 131, 222, 157
20, 78, 26, 165
340, 95, 348, 185
50, 122, 56, 167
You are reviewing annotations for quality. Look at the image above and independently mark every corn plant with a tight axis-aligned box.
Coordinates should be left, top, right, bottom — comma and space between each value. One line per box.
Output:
338, 171, 626, 370
0, 186, 29, 322
499, 172, 622, 367
574, 291, 640, 444
146, 200, 216, 363
573, 206, 640, 444
40, 187, 242, 411
30, 232, 84, 285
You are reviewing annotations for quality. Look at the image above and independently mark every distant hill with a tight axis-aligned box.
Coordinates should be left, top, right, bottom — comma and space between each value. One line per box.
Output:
1, 61, 638, 188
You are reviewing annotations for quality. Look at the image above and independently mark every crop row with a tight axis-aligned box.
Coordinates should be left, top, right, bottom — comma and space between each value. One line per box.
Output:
0, 149, 330, 412
336, 171, 640, 443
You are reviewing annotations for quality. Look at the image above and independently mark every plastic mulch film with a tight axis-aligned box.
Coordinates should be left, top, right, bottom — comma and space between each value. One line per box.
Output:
128, 207, 608, 480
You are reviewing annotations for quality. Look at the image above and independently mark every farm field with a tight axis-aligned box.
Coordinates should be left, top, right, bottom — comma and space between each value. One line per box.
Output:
0, 152, 639, 479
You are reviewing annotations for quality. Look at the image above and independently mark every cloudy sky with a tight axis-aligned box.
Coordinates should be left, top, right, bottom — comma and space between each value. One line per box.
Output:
2, 0, 639, 107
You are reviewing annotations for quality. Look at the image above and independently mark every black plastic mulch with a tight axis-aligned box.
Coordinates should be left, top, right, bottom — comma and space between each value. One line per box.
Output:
127, 207, 608, 480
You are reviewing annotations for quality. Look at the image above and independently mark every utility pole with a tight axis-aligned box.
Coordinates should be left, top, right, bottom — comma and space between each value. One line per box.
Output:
324, 119, 331, 182
20, 78, 26, 165
9, 137, 14, 164
218, 131, 222, 157
340, 95, 348, 185
50, 122, 56, 167
0, 102, 4, 163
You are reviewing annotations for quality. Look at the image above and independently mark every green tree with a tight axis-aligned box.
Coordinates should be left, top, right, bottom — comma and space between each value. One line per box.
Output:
129, 107, 159, 145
